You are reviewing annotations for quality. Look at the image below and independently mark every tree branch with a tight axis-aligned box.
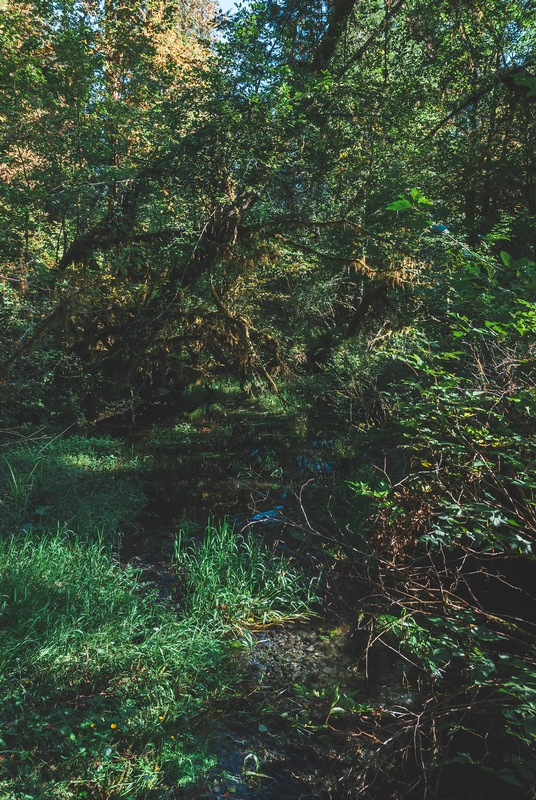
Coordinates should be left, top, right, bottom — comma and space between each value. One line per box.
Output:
337, 0, 405, 79
311, 0, 358, 73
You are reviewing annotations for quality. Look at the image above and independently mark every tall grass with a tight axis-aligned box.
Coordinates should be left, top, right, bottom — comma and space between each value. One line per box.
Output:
174, 520, 320, 626
0, 530, 225, 799
0, 437, 144, 541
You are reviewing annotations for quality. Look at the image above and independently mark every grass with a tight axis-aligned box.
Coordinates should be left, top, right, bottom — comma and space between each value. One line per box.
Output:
0, 435, 320, 798
174, 520, 320, 627
0, 437, 144, 542
0, 531, 225, 799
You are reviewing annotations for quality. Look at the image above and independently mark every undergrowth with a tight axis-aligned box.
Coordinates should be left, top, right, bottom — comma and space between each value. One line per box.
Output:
0, 436, 317, 798
0, 531, 224, 799
0, 437, 144, 542
174, 520, 320, 626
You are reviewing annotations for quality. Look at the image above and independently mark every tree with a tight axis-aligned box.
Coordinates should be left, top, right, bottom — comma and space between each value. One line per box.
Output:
1, 0, 535, 422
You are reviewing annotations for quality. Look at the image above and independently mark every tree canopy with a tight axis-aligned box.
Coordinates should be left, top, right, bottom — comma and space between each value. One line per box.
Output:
1, 0, 534, 420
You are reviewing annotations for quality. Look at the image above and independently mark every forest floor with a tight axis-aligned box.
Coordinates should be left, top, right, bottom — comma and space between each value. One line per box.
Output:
0, 395, 530, 799
102, 403, 527, 800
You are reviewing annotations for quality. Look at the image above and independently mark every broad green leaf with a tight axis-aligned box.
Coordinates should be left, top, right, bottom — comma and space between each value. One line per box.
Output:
386, 198, 412, 211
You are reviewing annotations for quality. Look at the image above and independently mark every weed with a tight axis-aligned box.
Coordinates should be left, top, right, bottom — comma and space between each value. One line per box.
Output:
2, 457, 40, 516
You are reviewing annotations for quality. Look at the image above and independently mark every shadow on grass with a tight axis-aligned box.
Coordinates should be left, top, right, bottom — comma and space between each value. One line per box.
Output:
0, 434, 319, 799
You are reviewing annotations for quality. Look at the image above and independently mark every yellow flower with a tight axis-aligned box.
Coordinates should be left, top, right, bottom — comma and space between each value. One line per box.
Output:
110, 723, 117, 729
158, 715, 164, 720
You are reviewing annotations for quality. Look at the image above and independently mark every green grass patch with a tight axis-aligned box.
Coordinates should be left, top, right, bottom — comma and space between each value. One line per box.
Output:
0, 437, 145, 542
174, 520, 320, 626
0, 530, 225, 799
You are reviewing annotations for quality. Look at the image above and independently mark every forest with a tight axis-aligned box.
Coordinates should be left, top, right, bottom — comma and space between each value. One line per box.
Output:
1, 0, 536, 797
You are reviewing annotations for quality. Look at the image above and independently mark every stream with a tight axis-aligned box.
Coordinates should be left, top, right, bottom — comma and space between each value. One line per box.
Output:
99, 407, 527, 800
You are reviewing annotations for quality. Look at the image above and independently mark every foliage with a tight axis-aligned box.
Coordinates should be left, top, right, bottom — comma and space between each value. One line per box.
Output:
2, 0, 534, 418
340, 215, 536, 790
1, 0, 536, 795
0, 531, 224, 798
0, 437, 145, 541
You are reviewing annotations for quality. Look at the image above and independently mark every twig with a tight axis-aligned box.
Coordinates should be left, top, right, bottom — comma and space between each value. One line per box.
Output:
38, 421, 77, 454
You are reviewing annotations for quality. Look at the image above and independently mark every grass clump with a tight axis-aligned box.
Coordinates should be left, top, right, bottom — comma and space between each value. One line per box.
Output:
0, 437, 144, 542
174, 520, 320, 626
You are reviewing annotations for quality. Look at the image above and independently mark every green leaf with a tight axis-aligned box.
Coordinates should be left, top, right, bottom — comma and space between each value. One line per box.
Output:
495, 769, 524, 788
410, 188, 433, 204
513, 257, 534, 269
386, 198, 412, 211
514, 73, 536, 97
35, 505, 54, 516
